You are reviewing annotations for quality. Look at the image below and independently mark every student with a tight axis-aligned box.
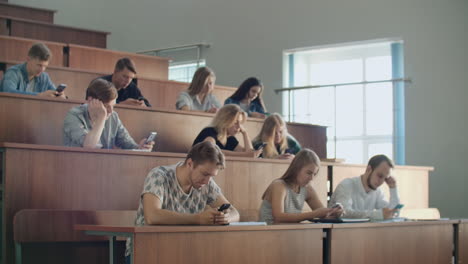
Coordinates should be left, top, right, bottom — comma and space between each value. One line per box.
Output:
126, 141, 240, 260
259, 149, 342, 224
252, 113, 301, 159
99, 57, 151, 107
193, 104, 261, 157
0, 43, 66, 98
329, 154, 400, 220
224, 77, 267, 118
63, 79, 154, 150
175, 66, 221, 113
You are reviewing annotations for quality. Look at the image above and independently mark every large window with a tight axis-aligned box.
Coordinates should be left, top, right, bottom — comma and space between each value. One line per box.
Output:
169, 60, 206, 83
283, 40, 405, 164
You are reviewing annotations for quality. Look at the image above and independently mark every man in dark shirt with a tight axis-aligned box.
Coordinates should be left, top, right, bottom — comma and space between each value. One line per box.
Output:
99, 58, 151, 107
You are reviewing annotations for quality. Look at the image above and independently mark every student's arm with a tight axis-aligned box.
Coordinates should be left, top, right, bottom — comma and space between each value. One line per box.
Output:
82, 99, 107, 148
234, 128, 254, 152
1, 70, 38, 95
270, 181, 331, 223
142, 193, 220, 225
113, 113, 139, 149
208, 193, 240, 224
332, 182, 395, 220
305, 185, 342, 218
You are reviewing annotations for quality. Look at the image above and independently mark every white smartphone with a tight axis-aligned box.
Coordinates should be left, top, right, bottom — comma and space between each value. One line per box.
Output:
145, 132, 157, 144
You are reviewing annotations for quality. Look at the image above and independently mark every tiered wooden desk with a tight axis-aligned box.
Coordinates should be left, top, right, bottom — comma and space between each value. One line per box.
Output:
0, 37, 66, 67
0, 15, 109, 48
0, 93, 328, 157
0, 2, 56, 23
0, 142, 329, 264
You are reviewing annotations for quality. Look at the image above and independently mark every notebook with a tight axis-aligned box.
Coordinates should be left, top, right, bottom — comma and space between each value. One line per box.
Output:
309, 218, 370, 223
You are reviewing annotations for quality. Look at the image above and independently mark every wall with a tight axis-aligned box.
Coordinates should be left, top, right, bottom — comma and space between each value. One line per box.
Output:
11, 0, 468, 218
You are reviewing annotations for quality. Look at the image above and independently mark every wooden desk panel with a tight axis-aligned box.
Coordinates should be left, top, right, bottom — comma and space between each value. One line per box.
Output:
1, 62, 236, 109
0, 94, 327, 157
68, 44, 169, 80
1, 143, 327, 263
0, 2, 55, 23
0, 36, 66, 67
329, 221, 454, 264
331, 164, 432, 208
77, 224, 326, 264
459, 220, 468, 264
1, 15, 109, 48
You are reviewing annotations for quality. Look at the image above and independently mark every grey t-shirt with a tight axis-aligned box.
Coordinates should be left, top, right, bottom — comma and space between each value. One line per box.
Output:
126, 162, 222, 256
175, 91, 221, 111
259, 180, 307, 224
63, 104, 139, 149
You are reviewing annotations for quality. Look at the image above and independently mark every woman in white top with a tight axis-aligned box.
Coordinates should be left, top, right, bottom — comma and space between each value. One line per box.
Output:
259, 149, 342, 224
175, 67, 222, 113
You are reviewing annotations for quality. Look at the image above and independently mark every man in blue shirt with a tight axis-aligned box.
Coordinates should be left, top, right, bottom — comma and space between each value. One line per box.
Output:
0, 43, 66, 98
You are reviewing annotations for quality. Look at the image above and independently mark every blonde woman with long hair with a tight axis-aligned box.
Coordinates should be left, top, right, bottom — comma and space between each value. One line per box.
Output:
193, 104, 262, 157
175, 67, 221, 113
259, 149, 342, 224
252, 113, 301, 159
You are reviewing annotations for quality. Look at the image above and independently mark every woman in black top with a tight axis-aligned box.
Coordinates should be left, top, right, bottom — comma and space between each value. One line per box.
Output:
193, 104, 262, 157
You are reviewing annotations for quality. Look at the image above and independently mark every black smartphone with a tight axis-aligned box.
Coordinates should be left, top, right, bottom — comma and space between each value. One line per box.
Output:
285, 148, 294, 154
257, 142, 267, 150
56, 84, 67, 93
218, 203, 231, 212
145, 132, 157, 144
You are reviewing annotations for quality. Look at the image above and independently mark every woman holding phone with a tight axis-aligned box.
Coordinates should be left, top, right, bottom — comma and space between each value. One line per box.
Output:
175, 67, 221, 113
192, 104, 261, 158
224, 77, 267, 118
259, 149, 342, 224
252, 113, 301, 159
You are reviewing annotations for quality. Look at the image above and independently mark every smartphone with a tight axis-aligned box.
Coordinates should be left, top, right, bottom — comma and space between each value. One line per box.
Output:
285, 148, 294, 154
257, 142, 267, 150
218, 203, 231, 212
332, 202, 342, 209
145, 132, 157, 144
394, 204, 404, 210
56, 84, 67, 93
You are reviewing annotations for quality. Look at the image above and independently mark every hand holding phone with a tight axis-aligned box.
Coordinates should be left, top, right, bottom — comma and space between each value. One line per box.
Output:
394, 204, 404, 210
218, 203, 231, 212
257, 142, 267, 150
145, 132, 157, 144
56, 84, 67, 93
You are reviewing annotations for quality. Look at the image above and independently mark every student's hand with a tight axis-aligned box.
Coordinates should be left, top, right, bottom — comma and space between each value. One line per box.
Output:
312, 208, 334, 219
383, 208, 398, 219
38, 90, 59, 98
253, 148, 263, 158
385, 176, 397, 188
120, 98, 145, 107
326, 206, 344, 218
277, 153, 295, 160
250, 112, 266, 119
214, 208, 232, 225
207, 107, 219, 113
138, 138, 154, 151
88, 99, 107, 123
197, 208, 219, 225
54, 91, 67, 99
